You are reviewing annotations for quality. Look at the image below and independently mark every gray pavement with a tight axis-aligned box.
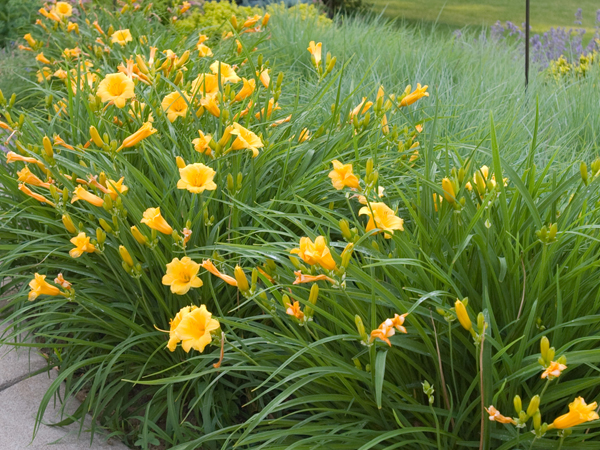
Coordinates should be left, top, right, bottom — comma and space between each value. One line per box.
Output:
0, 321, 130, 449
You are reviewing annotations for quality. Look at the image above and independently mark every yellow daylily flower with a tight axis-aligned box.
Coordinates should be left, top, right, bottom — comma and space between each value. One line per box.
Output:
290, 236, 337, 271
117, 122, 157, 151
111, 29, 133, 46
210, 61, 241, 83
230, 122, 263, 157
166, 305, 196, 351
307, 41, 322, 67
550, 397, 599, 429
191, 73, 219, 97
141, 207, 173, 235
97, 73, 135, 108
162, 257, 203, 295
234, 78, 255, 101
177, 163, 217, 193
53, 2, 73, 18
69, 232, 96, 258
358, 202, 404, 238
197, 43, 213, 57
36, 52, 52, 64
28, 273, 61, 301
400, 83, 429, 107
257, 69, 270, 88
192, 130, 213, 156
71, 185, 104, 207
328, 159, 360, 190
106, 178, 128, 200
174, 305, 220, 353
161, 91, 189, 122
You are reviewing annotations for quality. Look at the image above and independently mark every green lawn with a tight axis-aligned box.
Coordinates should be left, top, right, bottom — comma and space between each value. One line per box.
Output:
371, 0, 600, 32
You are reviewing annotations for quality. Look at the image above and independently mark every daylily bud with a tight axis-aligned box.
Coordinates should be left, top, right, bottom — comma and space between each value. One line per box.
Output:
173, 70, 183, 86
355, 315, 368, 341
309, 283, 319, 305
230, 14, 238, 29
341, 243, 354, 268
90, 126, 104, 147
176, 156, 185, 169
119, 245, 134, 267
136, 55, 149, 74
455, 299, 472, 331
43, 136, 53, 158
96, 227, 106, 245
540, 336, 550, 361
99, 218, 113, 233
514, 395, 522, 414
227, 173, 234, 191
533, 411, 541, 431
527, 395, 540, 417
548, 223, 558, 242
477, 312, 485, 334
130, 226, 148, 245
175, 50, 189, 69
234, 265, 250, 292
547, 347, 555, 362
339, 219, 352, 240
326, 56, 336, 74
62, 214, 77, 234
281, 293, 290, 309
475, 171, 486, 194
580, 161, 588, 185
251, 267, 258, 287
366, 158, 373, 177
442, 178, 455, 204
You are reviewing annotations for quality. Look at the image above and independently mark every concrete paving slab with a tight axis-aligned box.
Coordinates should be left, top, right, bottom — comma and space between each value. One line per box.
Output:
0, 321, 48, 390
0, 371, 129, 449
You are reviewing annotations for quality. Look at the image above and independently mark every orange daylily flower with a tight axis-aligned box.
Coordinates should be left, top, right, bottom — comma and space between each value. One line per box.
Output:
201, 260, 237, 286
485, 406, 516, 425
18, 184, 55, 206
292, 271, 335, 285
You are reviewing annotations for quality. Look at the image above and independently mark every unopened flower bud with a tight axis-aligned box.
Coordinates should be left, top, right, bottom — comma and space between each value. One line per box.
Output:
130, 226, 148, 245
540, 336, 550, 360
96, 227, 106, 244
234, 265, 250, 292
339, 219, 352, 240
309, 283, 319, 305
62, 214, 77, 234
580, 161, 589, 185
442, 178, 455, 204
455, 299, 472, 331
119, 245, 134, 267
90, 126, 104, 147
527, 395, 540, 417
43, 136, 53, 158
99, 218, 113, 233
176, 156, 185, 168
355, 315, 367, 341
514, 395, 522, 414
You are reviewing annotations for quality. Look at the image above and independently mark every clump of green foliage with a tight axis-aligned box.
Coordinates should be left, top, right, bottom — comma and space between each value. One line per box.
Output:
174, 1, 263, 35
0, 0, 42, 47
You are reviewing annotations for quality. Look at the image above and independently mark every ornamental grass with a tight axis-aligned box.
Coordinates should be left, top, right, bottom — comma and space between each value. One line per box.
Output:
2, 1, 600, 449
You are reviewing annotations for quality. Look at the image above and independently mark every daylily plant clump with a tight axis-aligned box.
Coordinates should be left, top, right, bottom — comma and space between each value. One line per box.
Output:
2, 1, 600, 449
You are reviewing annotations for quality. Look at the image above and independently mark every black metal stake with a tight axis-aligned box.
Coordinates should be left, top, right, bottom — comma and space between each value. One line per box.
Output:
525, 0, 530, 87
